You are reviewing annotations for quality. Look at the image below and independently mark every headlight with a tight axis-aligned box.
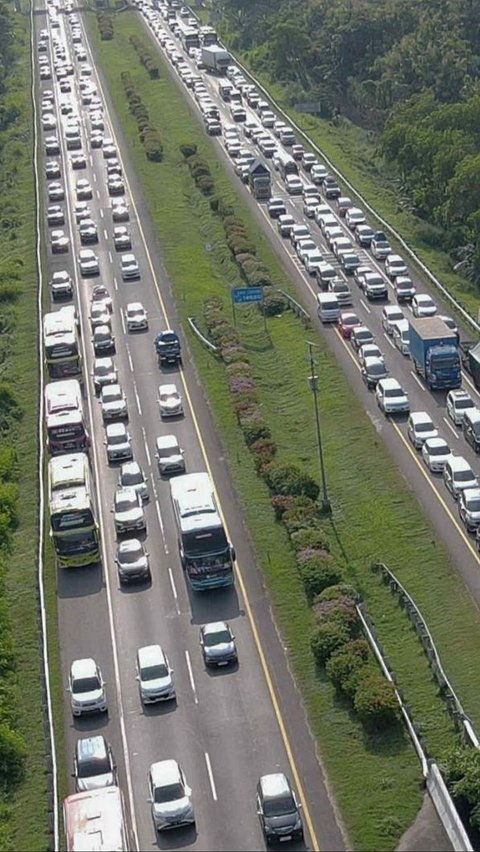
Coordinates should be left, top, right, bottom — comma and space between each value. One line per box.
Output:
430, 373, 437, 381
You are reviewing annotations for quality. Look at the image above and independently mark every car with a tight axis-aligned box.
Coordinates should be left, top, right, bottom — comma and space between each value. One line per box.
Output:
446, 390, 476, 426
328, 278, 352, 306
290, 225, 310, 248
382, 305, 405, 335
304, 250, 324, 275
277, 214, 295, 238
107, 176, 125, 196
148, 760, 194, 832
136, 645, 175, 703
394, 276, 416, 303
302, 183, 319, 199
90, 130, 104, 148
103, 142, 117, 159
439, 315, 459, 337
302, 152, 317, 172
79, 249, 99, 276
363, 272, 389, 301
74, 736, 116, 792
459, 488, 480, 532
70, 153, 86, 169
297, 239, 317, 263
45, 160, 61, 180
111, 201, 129, 222
91, 284, 112, 312
119, 461, 149, 503
324, 225, 343, 248
361, 357, 389, 389
462, 408, 480, 453
48, 181, 64, 202
76, 179, 93, 200
385, 254, 408, 281
335, 196, 353, 217
74, 201, 91, 223
113, 487, 146, 535
338, 311, 361, 339
50, 270, 73, 300
120, 253, 140, 280
303, 197, 321, 219
79, 218, 98, 244
345, 207, 366, 230
353, 265, 373, 290
391, 319, 411, 356
51, 229, 69, 253
69, 658, 107, 716
155, 434, 185, 476
125, 302, 148, 331
225, 138, 241, 157
351, 326, 374, 352
339, 251, 361, 275
42, 113, 56, 130
407, 411, 439, 449
291, 144, 304, 161
106, 160, 122, 178
443, 456, 478, 499
371, 231, 392, 260
285, 175, 303, 195
93, 324, 115, 355
311, 164, 328, 184
375, 378, 410, 416
322, 176, 341, 199
45, 135, 60, 156
412, 294, 437, 317
93, 357, 117, 393
200, 621, 237, 667
421, 437, 452, 473
90, 302, 111, 329
256, 773, 303, 844
205, 119, 222, 136
267, 198, 286, 219
100, 383, 128, 422
358, 343, 384, 366
106, 423, 133, 464
355, 224, 375, 247
158, 384, 183, 418
47, 205, 64, 227
116, 538, 150, 583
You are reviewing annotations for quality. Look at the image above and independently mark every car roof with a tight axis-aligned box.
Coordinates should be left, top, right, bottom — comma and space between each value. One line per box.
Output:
138, 644, 165, 669
463, 487, 480, 499
71, 657, 97, 677
384, 306, 404, 316
150, 759, 181, 788
115, 486, 137, 500
106, 422, 127, 436
409, 411, 433, 424
159, 383, 178, 394
76, 735, 107, 762
449, 456, 473, 472
259, 772, 291, 798
95, 356, 114, 368
156, 434, 179, 449
464, 407, 480, 422
127, 302, 144, 311
202, 620, 228, 634
424, 437, 449, 448
119, 538, 142, 554
449, 390, 472, 401
121, 461, 140, 474
381, 378, 402, 390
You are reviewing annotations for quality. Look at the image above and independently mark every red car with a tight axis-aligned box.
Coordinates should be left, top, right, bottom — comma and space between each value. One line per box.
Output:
338, 311, 361, 339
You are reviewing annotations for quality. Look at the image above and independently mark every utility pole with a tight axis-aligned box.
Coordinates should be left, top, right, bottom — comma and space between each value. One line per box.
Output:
307, 341, 331, 515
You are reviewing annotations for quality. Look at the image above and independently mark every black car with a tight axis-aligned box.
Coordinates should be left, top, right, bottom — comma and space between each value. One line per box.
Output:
200, 621, 237, 667
361, 357, 388, 389
267, 198, 287, 219
256, 773, 303, 844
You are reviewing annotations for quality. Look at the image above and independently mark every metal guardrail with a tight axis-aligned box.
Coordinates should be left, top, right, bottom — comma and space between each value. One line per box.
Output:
187, 315, 220, 352
277, 288, 310, 326
372, 561, 480, 749
196, 22, 480, 337
427, 763, 474, 852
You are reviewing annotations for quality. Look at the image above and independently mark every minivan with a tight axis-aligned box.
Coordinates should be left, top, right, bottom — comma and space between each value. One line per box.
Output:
463, 408, 480, 453
317, 293, 340, 323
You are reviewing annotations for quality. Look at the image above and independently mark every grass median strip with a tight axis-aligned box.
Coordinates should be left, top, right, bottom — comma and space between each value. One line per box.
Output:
88, 11, 480, 849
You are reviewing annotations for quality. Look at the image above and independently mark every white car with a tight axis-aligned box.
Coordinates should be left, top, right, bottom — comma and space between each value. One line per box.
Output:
90, 302, 111, 329
385, 254, 408, 280
443, 456, 478, 499
111, 201, 129, 222
382, 305, 405, 335
137, 645, 176, 703
78, 249, 99, 276
375, 378, 410, 416
155, 434, 185, 475
304, 250, 324, 275
407, 411, 438, 449
148, 760, 194, 831
105, 422, 132, 463
125, 302, 148, 331
358, 343, 383, 366
91, 285, 112, 312
297, 239, 317, 263
76, 179, 93, 200
285, 175, 303, 195
303, 197, 320, 218
100, 383, 128, 421
113, 487, 146, 535
48, 182, 64, 202
345, 207, 366, 230
74, 201, 91, 222
69, 658, 107, 716
119, 461, 149, 503
412, 294, 437, 317
446, 390, 475, 426
421, 437, 452, 473
311, 164, 328, 184
458, 488, 480, 532
121, 253, 140, 280
50, 270, 73, 300
158, 384, 183, 418
93, 357, 118, 393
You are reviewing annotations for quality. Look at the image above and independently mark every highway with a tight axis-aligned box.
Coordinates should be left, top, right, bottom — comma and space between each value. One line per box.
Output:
35, 2, 346, 851
136, 2, 480, 613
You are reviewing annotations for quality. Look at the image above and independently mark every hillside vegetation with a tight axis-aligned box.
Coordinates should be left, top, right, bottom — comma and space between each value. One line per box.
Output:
216, 0, 480, 285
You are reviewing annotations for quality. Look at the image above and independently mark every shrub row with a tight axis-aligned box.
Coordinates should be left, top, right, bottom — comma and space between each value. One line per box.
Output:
97, 12, 114, 41
120, 71, 163, 162
179, 143, 215, 196
129, 34, 160, 79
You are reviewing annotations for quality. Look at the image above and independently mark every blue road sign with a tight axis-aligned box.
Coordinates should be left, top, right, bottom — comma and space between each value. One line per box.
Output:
232, 286, 263, 304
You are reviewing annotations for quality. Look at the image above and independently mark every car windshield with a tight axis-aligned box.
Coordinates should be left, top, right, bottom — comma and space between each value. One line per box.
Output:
155, 782, 184, 803
104, 389, 121, 402
264, 794, 296, 817
78, 756, 110, 777
119, 546, 142, 564
455, 399, 474, 411
97, 365, 112, 377
161, 392, 177, 402
122, 470, 142, 486
385, 388, 403, 398
204, 628, 231, 646
116, 495, 135, 511
72, 676, 100, 693
368, 363, 385, 376
142, 663, 168, 681
456, 470, 474, 482
429, 444, 449, 456
415, 422, 433, 433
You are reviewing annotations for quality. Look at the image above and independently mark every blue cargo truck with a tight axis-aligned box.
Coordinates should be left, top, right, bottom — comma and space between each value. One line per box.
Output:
409, 316, 461, 390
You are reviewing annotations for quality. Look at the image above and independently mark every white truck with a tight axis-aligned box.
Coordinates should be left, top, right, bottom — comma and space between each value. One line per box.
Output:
201, 45, 230, 75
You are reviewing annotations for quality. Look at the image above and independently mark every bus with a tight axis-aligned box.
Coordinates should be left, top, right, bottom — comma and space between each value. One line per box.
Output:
49, 486, 100, 568
200, 25, 217, 46
177, 20, 200, 51
48, 452, 90, 495
44, 380, 89, 455
274, 149, 298, 180
170, 472, 235, 590
43, 306, 81, 379
64, 787, 127, 852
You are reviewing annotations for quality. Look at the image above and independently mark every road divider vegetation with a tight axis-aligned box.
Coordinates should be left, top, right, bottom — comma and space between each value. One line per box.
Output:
120, 70, 163, 161
89, 11, 480, 848
97, 11, 114, 41
129, 33, 160, 79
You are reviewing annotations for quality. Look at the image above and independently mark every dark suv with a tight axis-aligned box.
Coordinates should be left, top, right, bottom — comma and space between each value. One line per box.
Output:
256, 772, 303, 844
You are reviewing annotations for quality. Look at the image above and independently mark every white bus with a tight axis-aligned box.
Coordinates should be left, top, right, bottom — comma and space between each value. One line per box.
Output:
64, 787, 127, 852
44, 380, 89, 454
43, 306, 81, 379
274, 148, 298, 180
200, 25, 217, 46
177, 19, 200, 51
48, 452, 90, 497
170, 472, 235, 591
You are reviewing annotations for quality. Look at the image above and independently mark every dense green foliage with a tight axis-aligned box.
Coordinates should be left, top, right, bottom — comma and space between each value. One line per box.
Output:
215, 0, 480, 282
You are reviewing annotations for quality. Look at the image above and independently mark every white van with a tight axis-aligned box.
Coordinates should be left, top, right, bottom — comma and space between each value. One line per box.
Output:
317, 293, 340, 323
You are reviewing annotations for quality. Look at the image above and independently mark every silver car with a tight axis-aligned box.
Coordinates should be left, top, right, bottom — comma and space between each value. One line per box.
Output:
137, 645, 175, 703
119, 461, 149, 502
116, 539, 150, 583
100, 384, 128, 421
148, 760, 194, 831
113, 487, 146, 534
105, 423, 133, 463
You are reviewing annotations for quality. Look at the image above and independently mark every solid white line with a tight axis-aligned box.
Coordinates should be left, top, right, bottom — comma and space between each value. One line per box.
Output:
204, 752, 218, 801
411, 370, 426, 390
360, 298, 371, 313
126, 346, 134, 372
185, 650, 198, 704
134, 382, 142, 415
155, 500, 168, 553
104, 227, 108, 240
444, 416, 459, 439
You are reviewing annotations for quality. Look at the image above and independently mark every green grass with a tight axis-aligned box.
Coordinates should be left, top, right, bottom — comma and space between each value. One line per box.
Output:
0, 10, 66, 851
86, 11, 480, 849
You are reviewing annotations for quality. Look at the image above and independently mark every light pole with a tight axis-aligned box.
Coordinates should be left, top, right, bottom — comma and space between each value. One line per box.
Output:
307, 341, 331, 514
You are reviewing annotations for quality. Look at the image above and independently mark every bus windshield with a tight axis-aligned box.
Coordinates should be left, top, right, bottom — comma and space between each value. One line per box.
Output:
183, 527, 228, 558
51, 508, 95, 532
48, 422, 86, 441
55, 530, 97, 555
